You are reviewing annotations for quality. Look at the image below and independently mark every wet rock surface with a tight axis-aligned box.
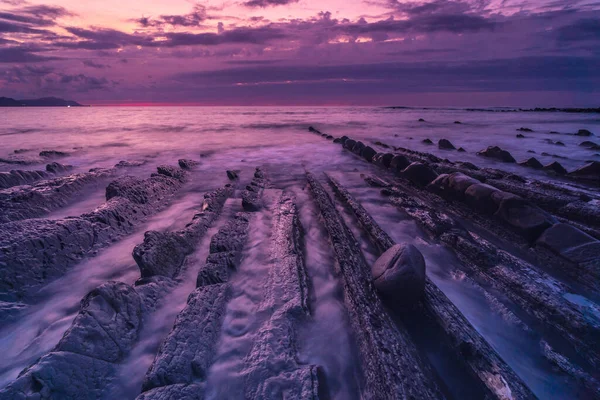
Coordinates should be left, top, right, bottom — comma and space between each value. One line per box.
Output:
241, 167, 269, 211
477, 146, 516, 163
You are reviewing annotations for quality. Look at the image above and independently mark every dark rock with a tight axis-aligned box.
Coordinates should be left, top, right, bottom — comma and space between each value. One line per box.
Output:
14, 149, 29, 154
576, 129, 593, 136
428, 172, 479, 200
422, 138, 433, 145
579, 141, 600, 149
454, 121, 462, 124
438, 139, 456, 150
569, 161, 600, 178
46, 162, 72, 173
326, 135, 333, 139
456, 161, 479, 170
518, 157, 543, 169
507, 174, 526, 183
418, 118, 425, 122
457, 147, 466, 152
372, 244, 426, 308
516, 134, 525, 139
543, 161, 568, 175
401, 162, 439, 187
339, 136, 349, 144
555, 141, 566, 146
157, 165, 187, 182
0, 169, 49, 189
333, 138, 342, 143
308, 126, 321, 134
134, 231, 191, 279
477, 146, 516, 163
39, 150, 68, 158
115, 160, 146, 168
390, 155, 411, 172
527, 150, 536, 153
226, 170, 238, 180
343, 139, 356, 150
352, 141, 365, 155
537, 223, 597, 262
362, 146, 377, 162
517, 127, 533, 132
178, 159, 199, 169
137, 383, 205, 400
242, 168, 269, 211
494, 196, 556, 241
464, 183, 501, 214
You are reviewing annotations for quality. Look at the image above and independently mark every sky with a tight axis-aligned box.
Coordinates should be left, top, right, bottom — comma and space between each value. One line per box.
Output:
0, 0, 599, 106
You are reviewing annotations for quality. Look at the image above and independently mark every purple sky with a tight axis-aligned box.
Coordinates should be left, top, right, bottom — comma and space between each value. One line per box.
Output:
0, 0, 599, 106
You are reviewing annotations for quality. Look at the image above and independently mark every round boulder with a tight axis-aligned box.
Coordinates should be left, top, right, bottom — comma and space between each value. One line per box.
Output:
477, 146, 516, 163
343, 139, 356, 150
352, 141, 366, 155
576, 129, 593, 136
362, 146, 377, 162
422, 138, 433, 145
569, 161, 600, 178
372, 244, 426, 308
543, 161, 567, 175
518, 157, 543, 169
401, 162, 439, 187
390, 155, 410, 172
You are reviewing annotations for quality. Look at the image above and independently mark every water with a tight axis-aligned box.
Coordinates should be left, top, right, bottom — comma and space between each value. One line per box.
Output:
1, 106, 599, 398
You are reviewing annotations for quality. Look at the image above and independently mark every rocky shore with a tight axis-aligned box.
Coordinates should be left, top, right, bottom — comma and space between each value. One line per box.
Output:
1, 128, 599, 399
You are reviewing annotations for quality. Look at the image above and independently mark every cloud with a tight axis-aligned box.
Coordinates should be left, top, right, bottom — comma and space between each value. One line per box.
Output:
557, 18, 600, 42
243, 0, 299, 8
134, 4, 209, 27
0, 47, 60, 63
82, 60, 110, 69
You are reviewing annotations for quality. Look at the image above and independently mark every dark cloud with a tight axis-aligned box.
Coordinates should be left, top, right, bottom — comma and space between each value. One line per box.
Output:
0, 4, 73, 28
243, 0, 299, 8
557, 18, 600, 42
0, 19, 49, 34
82, 60, 110, 69
157, 25, 288, 47
134, 4, 208, 27
0, 47, 60, 63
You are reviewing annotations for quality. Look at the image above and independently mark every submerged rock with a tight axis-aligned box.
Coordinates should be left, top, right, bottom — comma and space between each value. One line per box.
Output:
39, 150, 69, 158
438, 139, 456, 150
569, 161, 600, 178
477, 146, 516, 163
457, 147, 466, 152
576, 129, 593, 136
494, 195, 556, 241
516, 134, 525, 139
343, 139, 356, 150
454, 121, 462, 124
464, 183, 502, 214
178, 159, 199, 169
418, 118, 425, 122
544, 161, 568, 175
518, 157, 543, 169
372, 244, 426, 308
401, 162, 438, 187
422, 138, 433, 145
352, 141, 366, 155
45, 162, 72, 173
226, 170, 238, 180
116, 160, 146, 168
579, 141, 600, 150
517, 127, 533, 132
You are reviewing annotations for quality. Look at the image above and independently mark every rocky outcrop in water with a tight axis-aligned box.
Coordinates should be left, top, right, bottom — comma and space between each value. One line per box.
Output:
0, 162, 72, 189
477, 146, 516, 163
438, 139, 456, 150
241, 168, 269, 211
0, 164, 188, 310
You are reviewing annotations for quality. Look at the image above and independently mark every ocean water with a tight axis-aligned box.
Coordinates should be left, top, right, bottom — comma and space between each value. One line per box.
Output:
0, 106, 599, 399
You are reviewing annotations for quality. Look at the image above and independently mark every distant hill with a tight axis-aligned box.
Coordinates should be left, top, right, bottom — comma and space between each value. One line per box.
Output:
0, 96, 85, 107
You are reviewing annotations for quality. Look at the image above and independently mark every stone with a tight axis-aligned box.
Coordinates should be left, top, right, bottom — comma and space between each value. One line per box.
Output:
133, 231, 191, 279
454, 121, 462, 124
418, 118, 425, 122
362, 146, 377, 162
46, 162, 72, 173
438, 139, 456, 150
537, 223, 596, 255
446, 173, 480, 198
456, 161, 478, 170
352, 141, 365, 155
178, 159, 199, 169
457, 147, 466, 152
39, 150, 68, 158
422, 138, 433, 144
543, 161, 568, 174
343, 139, 356, 150
333, 138, 342, 143
137, 384, 206, 400
555, 141, 566, 146
464, 183, 501, 214
115, 160, 146, 168
401, 162, 439, 187
579, 141, 600, 150
157, 165, 187, 182
494, 196, 556, 241
477, 146, 516, 163
339, 136, 349, 144
390, 155, 410, 172
378, 153, 394, 168
226, 170, 238, 180
372, 244, 426, 308
527, 150, 536, 153
569, 161, 600, 178
516, 134, 525, 138
518, 157, 543, 169
517, 127, 533, 132
576, 129, 593, 136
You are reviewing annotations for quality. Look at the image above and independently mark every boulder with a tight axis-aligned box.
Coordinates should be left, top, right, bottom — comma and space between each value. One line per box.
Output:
527, 150, 536, 153
339, 136, 349, 144
464, 183, 501, 214
477, 146, 516, 163
454, 121, 462, 124
537, 223, 597, 260
157, 165, 187, 182
46, 162, 72, 173
446, 173, 480, 198
457, 147, 466, 152
226, 170, 238, 180
494, 196, 556, 241
372, 244, 426, 308
543, 161, 567, 175
390, 155, 411, 172
401, 162, 438, 187
379, 153, 394, 168
333, 138, 342, 143
418, 118, 425, 122
517, 127, 533, 132
518, 157, 543, 169
178, 159, 199, 169
422, 138, 433, 145
579, 141, 600, 150
569, 161, 600, 178
39, 150, 68, 158
456, 161, 478, 170
438, 139, 456, 150
343, 139, 356, 150
352, 141, 366, 155
362, 146, 377, 162
555, 141, 566, 146
115, 160, 146, 168
576, 129, 593, 136
516, 134, 525, 139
